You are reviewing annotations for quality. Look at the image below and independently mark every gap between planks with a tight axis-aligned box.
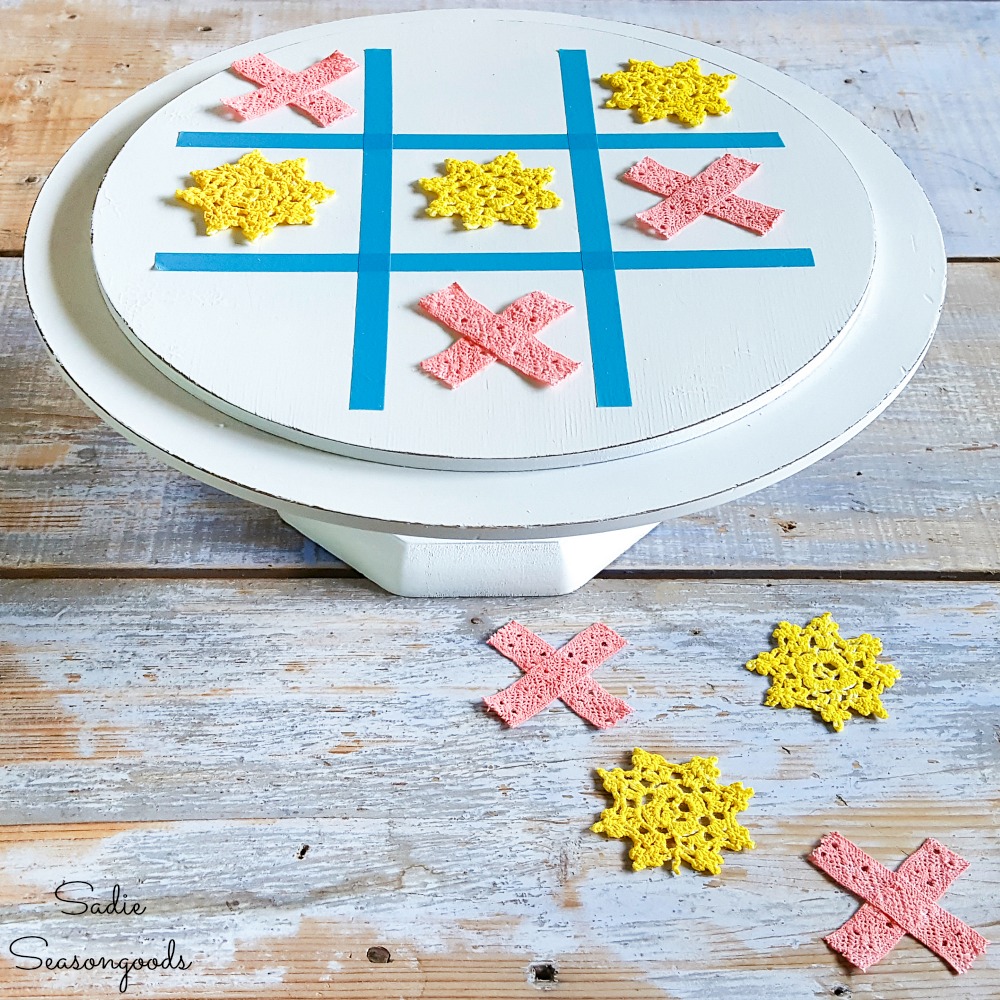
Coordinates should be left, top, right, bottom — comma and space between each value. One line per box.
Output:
1, 566, 999, 582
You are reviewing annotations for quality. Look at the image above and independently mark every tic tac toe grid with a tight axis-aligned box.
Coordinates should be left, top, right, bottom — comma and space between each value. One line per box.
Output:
153, 48, 815, 412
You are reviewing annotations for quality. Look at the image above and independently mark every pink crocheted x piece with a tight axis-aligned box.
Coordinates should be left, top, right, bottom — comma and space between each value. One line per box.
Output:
484, 621, 631, 728
625, 155, 783, 236
223, 52, 359, 126
625, 153, 782, 239
419, 284, 579, 388
809, 831, 989, 974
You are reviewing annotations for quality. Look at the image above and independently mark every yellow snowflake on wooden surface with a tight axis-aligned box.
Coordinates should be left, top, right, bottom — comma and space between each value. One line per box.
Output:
746, 613, 901, 732
600, 57, 736, 127
418, 151, 562, 229
175, 150, 335, 241
592, 748, 755, 875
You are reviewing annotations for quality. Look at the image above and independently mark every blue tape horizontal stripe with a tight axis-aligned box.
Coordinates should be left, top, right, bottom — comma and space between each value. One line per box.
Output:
615, 248, 815, 269
154, 249, 816, 272
391, 252, 582, 271
176, 130, 784, 150
177, 131, 364, 148
596, 131, 784, 149
154, 253, 360, 272
394, 134, 568, 150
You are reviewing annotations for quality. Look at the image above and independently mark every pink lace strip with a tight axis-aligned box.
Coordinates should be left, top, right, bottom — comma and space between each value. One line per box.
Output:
484, 621, 631, 728
809, 831, 988, 973
625, 154, 782, 238
223, 51, 359, 126
419, 284, 578, 387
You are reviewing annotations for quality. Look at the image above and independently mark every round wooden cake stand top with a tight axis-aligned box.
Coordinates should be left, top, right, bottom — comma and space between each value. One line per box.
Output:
25, 10, 945, 596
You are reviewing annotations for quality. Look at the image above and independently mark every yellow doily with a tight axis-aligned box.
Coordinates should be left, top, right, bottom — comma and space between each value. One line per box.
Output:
600, 57, 736, 127
419, 151, 561, 229
592, 748, 754, 875
176, 150, 335, 241
746, 613, 901, 731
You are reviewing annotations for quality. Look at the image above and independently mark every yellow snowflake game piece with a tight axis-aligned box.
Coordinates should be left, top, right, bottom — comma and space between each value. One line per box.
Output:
175, 150, 335, 241
592, 748, 755, 875
746, 613, 901, 731
601, 57, 736, 127
419, 151, 562, 229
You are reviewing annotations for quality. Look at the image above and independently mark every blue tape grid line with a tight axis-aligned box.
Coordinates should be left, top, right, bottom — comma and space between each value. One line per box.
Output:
177, 130, 786, 150
164, 51, 811, 412
558, 48, 630, 408
154, 248, 816, 272
349, 48, 393, 411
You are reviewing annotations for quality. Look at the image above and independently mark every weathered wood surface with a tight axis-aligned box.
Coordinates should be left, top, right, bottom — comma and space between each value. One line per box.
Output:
1, 0, 998, 256
2, 3, 999, 998
0, 578, 997, 998
3, 257, 998, 575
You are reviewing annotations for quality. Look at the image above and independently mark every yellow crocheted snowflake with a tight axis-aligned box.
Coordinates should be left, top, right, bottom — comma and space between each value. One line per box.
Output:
175, 150, 335, 241
601, 57, 736, 127
746, 613, 901, 732
419, 151, 562, 229
592, 749, 755, 875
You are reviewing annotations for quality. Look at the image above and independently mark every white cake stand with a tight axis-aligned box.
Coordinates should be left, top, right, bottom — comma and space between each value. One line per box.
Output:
24, 10, 945, 596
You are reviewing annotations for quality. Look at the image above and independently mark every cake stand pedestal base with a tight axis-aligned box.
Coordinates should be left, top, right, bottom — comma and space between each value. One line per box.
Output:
280, 514, 658, 597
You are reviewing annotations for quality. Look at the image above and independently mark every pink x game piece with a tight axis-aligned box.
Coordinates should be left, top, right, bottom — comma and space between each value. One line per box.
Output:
419, 283, 579, 388
624, 153, 783, 239
223, 51, 359, 126
809, 831, 989, 973
484, 621, 632, 728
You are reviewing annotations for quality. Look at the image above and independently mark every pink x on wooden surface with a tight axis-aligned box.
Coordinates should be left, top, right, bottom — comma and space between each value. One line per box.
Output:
483, 621, 631, 728
419, 283, 579, 388
809, 831, 989, 973
624, 154, 783, 239
222, 52, 359, 126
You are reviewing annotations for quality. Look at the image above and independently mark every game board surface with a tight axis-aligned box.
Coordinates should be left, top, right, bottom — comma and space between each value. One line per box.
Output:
92, 14, 875, 471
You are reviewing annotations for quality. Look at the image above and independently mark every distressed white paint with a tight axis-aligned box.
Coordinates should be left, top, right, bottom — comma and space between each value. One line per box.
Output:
2, 258, 998, 574
92, 13, 875, 469
281, 514, 658, 595
25, 12, 945, 560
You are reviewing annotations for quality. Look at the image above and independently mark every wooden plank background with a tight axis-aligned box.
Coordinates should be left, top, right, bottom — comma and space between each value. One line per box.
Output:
1, 1, 998, 998
1, 579, 998, 1000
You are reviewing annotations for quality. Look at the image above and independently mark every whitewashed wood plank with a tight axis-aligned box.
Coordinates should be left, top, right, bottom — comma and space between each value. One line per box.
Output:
3, 258, 999, 573
0, 578, 996, 998
1, 0, 997, 254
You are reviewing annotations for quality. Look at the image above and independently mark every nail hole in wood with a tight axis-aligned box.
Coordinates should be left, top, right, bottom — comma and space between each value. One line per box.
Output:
530, 963, 557, 983
296, 844, 309, 859
367, 946, 391, 964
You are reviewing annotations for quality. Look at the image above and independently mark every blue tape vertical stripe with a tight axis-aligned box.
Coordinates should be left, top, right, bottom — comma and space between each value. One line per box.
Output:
559, 49, 632, 409
349, 49, 393, 411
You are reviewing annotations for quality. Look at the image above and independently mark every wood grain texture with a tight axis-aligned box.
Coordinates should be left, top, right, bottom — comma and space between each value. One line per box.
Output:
2, 0, 997, 255
3, 257, 998, 575
0, 578, 997, 998
2, 5, 999, 997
